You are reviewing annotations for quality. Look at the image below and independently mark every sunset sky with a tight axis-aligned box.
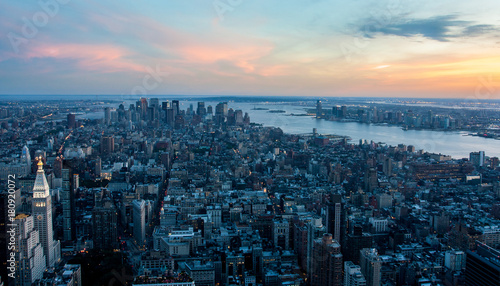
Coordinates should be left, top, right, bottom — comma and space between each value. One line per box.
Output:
1, 0, 499, 98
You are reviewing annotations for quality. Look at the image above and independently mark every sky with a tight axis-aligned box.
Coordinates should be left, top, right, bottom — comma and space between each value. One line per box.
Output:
0, 0, 499, 98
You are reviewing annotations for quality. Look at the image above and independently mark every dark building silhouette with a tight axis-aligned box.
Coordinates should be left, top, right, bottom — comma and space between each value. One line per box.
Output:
326, 194, 347, 245
92, 190, 118, 249
100, 136, 115, 155
344, 225, 373, 264
197, 102, 206, 116
309, 233, 343, 286
465, 242, 500, 286
67, 113, 76, 129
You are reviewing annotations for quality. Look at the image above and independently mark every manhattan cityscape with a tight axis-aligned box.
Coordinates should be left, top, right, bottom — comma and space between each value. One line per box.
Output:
1, 1, 500, 286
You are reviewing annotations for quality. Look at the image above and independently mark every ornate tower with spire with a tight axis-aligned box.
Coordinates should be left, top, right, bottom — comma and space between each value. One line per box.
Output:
32, 157, 60, 268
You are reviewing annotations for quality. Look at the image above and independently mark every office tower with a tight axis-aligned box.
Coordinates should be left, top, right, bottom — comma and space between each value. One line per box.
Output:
309, 233, 343, 286
316, 100, 322, 118
207, 206, 222, 229
22, 145, 31, 165
359, 248, 381, 286
376, 193, 392, 209
364, 167, 378, 192
133, 199, 146, 246
207, 105, 213, 115
235, 110, 243, 125
161, 101, 170, 110
465, 242, 500, 285
382, 157, 392, 176
171, 100, 180, 116
61, 167, 74, 242
325, 194, 346, 243
95, 156, 101, 177
344, 225, 373, 264
100, 136, 114, 155
197, 102, 206, 116
159, 207, 176, 227
470, 151, 485, 167
104, 107, 111, 125
215, 102, 228, 125
165, 108, 175, 126
92, 200, 118, 249
444, 250, 465, 271
147, 106, 156, 121
490, 157, 499, 169
344, 261, 367, 286
149, 98, 159, 108
187, 103, 194, 115
227, 108, 235, 125
61, 187, 72, 242
432, 212, 450, 235
61, 168, 72, 241
53, 156, 63, 178
32, 159, 61, 267
67, 113, 76, 129
331, 106, 338, 117
306, 217, 326, 277
174, 115, 185, 129
273, 219, 289, 249
13, 214, 46, 286
243, 112, 250, 125
140, 97, 148, 119
215, 102, 228, 116
341, 106, 347, 118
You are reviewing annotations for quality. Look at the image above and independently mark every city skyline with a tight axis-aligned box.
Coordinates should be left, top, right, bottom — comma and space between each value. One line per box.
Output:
1, 0, 500, 98
0, 96, 499, 285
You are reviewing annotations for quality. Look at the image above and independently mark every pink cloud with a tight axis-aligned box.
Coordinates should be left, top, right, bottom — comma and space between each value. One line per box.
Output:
19, 43, 145, 73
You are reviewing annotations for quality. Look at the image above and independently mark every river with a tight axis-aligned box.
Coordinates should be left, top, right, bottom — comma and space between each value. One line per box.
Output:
81, 98, 499, 159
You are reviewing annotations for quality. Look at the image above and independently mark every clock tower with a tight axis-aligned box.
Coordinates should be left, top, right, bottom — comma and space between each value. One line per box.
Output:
32, 157, 61, 268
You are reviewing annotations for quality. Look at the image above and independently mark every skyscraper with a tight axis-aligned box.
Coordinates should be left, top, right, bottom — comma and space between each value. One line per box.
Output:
344, 225, 373, 264
316, 100, 322, 118
67, 113, 76, 129
95, 156, 101, 177
309, 233, 343, 286
325, 194, 346, 243
61, 167, 75, 242
21, 145, 31, 166
133, 199, 146, 246
32, 159, 61, 268
197, 102, 206, 116
100, 136, 115, 155
104, 107, 111, 125
470, 151, 485, 167
364, 167, 378, 192
92, 198, 118, 249
171, 100, 180, 116
465, 242, 500, 285
140, 97, 149, 119
149, 98, 159, 109
359, 248, 381, 286
53, 156, 63, 178
13, 214, 46, 286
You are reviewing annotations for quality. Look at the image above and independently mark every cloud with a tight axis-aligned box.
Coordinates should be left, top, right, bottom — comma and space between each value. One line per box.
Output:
359, 15, 497, 42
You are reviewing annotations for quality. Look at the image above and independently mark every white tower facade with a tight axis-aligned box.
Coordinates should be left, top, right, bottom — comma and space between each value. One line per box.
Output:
32, 159, 61, 268
22, 145, 31, 164
14, 214, 46, 286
